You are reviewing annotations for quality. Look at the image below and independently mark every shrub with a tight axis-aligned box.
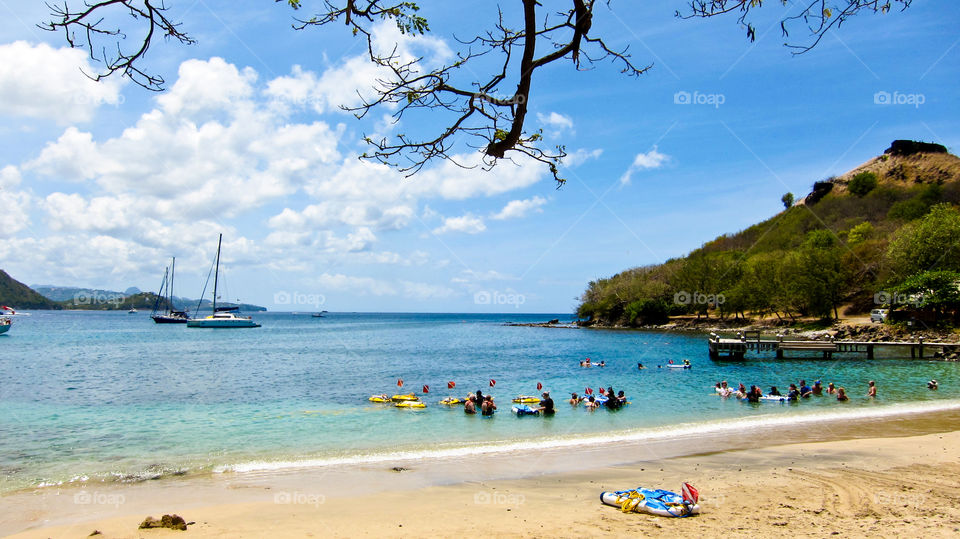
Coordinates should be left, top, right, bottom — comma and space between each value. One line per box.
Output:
848, 171, 878, 197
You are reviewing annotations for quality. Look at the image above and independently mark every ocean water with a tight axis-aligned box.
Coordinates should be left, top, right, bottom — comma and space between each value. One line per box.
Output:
0, 311, 957, 493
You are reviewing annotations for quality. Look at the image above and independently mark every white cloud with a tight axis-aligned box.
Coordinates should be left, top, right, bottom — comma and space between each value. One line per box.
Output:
401, 280, 455, 300
27, 58, 343, 220
0, 169, 30, 237
491, 196, 547, 220
620, 146, 669, 185
265, 23, 452, 116
157, 58, 257, 116
313, 273, 397, 296
536, 111, 574, 133
0, 165, 21, 189
0, 41, 125, 124
432, 213, 486, 235
566, 148, 603, 167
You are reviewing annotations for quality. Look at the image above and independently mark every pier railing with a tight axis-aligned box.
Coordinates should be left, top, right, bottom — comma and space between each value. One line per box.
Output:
707, 332, 953, 360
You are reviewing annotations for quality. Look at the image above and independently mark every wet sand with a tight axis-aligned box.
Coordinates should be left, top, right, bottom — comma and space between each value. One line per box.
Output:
4, 409, 960, 538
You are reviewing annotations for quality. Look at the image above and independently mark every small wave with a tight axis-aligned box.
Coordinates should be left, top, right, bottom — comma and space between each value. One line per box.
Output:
217, 399, 960, 474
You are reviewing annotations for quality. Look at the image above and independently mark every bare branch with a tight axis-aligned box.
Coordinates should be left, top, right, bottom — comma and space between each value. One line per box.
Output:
39, 0, 195, 90
679, 0, 912, 53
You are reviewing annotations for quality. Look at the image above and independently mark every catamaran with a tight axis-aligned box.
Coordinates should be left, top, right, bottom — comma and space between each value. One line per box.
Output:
186, 234, 260, 329
151, 257, 189, 324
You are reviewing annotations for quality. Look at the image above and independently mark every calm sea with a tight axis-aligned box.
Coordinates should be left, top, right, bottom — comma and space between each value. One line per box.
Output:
0, 311, 957, 493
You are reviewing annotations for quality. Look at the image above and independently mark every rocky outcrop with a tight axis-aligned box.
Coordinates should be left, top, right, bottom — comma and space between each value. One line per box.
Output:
139, 514, 189, 531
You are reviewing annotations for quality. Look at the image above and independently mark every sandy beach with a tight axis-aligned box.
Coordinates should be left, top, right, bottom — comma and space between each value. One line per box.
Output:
6, 417, 960, 538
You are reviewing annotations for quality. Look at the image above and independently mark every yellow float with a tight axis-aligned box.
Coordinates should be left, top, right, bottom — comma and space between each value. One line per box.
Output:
511, 396, 540, 404
394, 400, 426, 409
369, 394, 392, 403
391, 394, 419, 402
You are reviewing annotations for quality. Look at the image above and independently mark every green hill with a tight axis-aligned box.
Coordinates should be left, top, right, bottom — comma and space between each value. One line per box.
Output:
0, 270, 63, 310
577, 140, 960, 326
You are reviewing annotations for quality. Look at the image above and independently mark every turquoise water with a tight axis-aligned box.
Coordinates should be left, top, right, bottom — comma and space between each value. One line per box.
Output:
0, 311, 957, 492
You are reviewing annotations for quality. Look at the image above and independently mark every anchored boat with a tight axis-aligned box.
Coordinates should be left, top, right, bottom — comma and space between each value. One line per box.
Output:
187, 234, 260, 329
151, 257, 189, 324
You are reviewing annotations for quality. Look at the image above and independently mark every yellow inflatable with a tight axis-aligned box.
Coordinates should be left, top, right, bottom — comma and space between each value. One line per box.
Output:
439, 397, 463, 405
512, 396, 540, 404
395, 400, 426, 409
391, 394, 418, 402
369, 395, 391, 403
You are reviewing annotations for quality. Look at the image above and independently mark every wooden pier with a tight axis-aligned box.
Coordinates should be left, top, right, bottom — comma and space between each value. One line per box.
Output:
708, 331, 956, 360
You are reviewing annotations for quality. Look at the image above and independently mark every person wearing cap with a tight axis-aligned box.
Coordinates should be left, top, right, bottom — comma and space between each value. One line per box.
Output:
569, 392, 581, 405
811, 380, 823, 395
928, 380, 938, 390
537, 392, 555, 415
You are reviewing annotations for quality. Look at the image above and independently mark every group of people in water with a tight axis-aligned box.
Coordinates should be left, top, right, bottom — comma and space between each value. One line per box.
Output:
714, 379, 880, 402
460, 386, 628, 416
463, 390, 556, 416
569, 386, 628, 410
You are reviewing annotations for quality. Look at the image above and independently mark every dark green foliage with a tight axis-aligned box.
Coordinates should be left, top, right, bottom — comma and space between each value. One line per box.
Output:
887, 183, 943, 221
848, 171, 878, 197
807, 180, 834, 205
781, 192, 794, 208
886, 204, 960, 277
893, 270, 960, 315
578, 150, 960, 326
0, 270, 62, 309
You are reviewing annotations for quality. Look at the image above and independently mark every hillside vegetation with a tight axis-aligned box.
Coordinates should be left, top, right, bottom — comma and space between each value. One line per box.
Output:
577, 141, 960, 327
0, 270, 62, 309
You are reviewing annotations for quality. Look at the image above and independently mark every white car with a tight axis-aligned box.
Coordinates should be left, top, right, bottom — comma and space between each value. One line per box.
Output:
870, 309, 888, 323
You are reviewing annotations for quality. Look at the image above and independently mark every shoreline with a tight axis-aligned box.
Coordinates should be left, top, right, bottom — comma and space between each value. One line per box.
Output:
5, 406, 960, 537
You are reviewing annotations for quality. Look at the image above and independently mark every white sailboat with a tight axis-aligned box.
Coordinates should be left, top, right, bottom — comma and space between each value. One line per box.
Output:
186, 234, 261, 329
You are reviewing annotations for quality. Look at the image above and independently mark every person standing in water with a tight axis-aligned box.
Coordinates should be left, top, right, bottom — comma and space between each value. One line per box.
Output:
867, 380, 877, 398
537, 392, 555, 415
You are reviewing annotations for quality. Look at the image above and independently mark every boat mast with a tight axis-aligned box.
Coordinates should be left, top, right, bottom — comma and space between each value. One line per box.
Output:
152, 267, 168, 315
212, 234, 222, 314
169, 257, 176, 313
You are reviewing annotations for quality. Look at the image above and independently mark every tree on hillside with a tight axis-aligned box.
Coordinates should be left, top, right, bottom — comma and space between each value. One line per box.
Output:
848, 171, 878, 197
781, 192, 794, 209
893, 270, 960, 320
42, 0, 913, 184
886, 204, 960, 278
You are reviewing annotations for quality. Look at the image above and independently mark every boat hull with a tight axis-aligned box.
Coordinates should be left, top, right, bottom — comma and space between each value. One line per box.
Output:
0, 322, 10, 335
152, 315, 189, 324
186, 317, 261, 328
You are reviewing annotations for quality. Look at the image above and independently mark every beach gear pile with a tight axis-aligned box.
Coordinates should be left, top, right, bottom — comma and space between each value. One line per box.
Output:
600, 483, 700, 517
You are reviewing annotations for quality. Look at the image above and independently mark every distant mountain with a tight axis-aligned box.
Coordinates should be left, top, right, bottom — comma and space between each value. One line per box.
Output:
32, 285, 127, 304
32, 284, 266, 312
0, 271, 62, 309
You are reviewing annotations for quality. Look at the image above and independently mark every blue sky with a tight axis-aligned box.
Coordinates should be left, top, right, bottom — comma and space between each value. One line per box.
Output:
0, 1, 957, 313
